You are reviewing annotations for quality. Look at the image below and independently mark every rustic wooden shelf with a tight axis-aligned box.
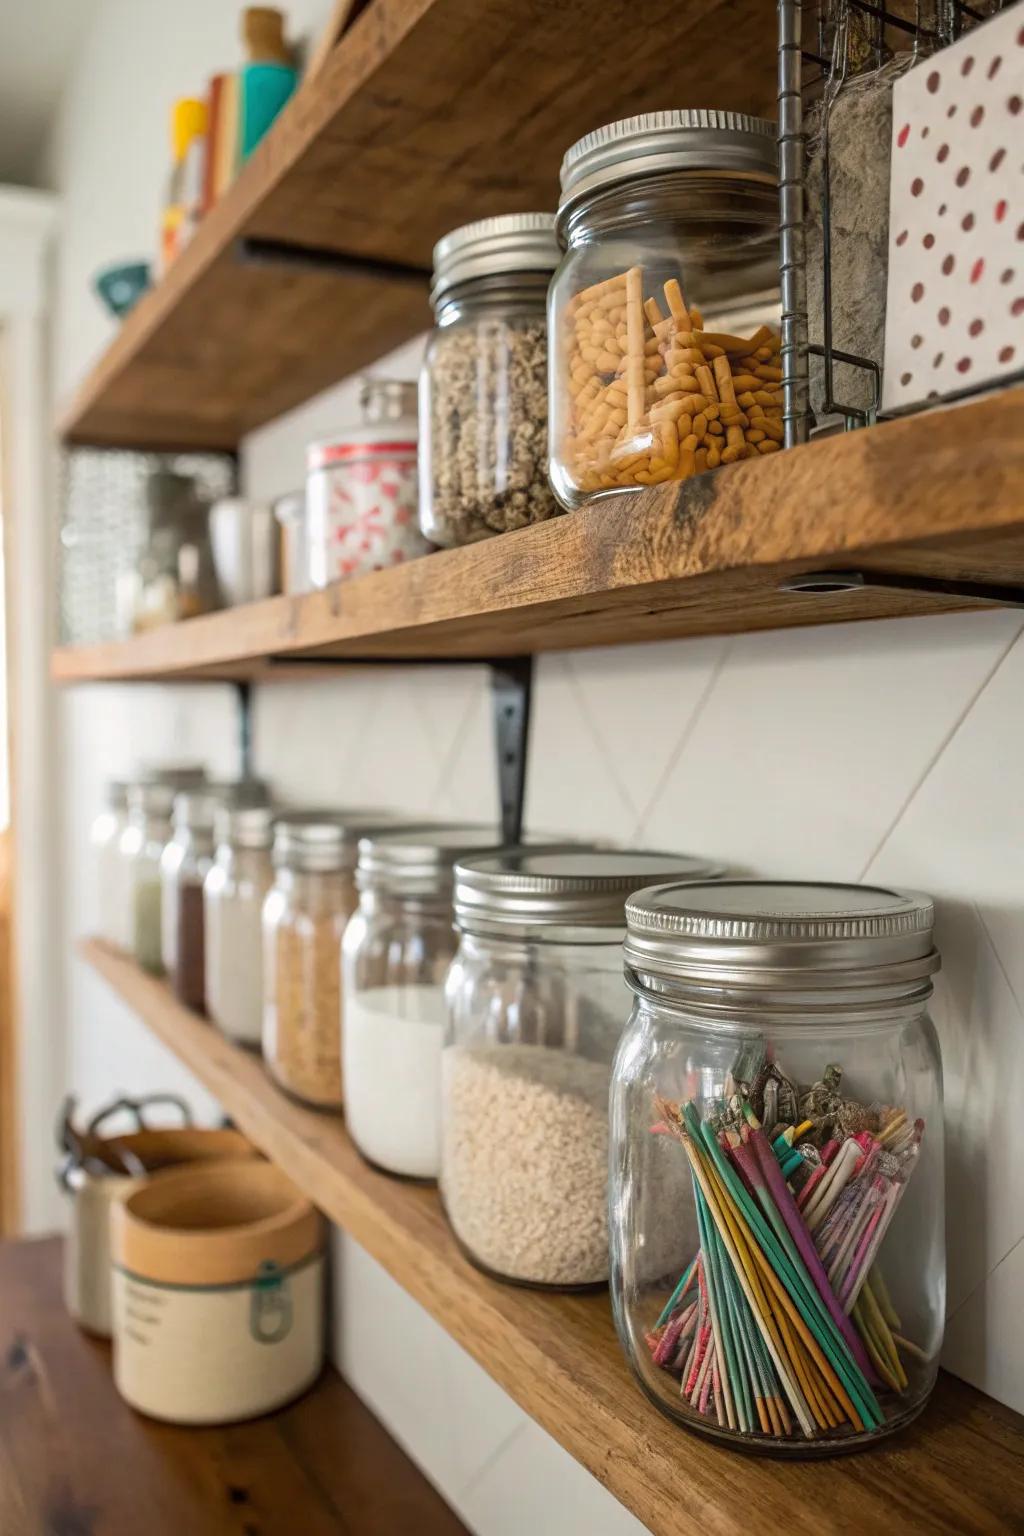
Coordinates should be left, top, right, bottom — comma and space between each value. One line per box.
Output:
0, 1233, 467, 1535
57, 0, 779, 451
52, 389, 1024, 680
81, 935, 1024, 1536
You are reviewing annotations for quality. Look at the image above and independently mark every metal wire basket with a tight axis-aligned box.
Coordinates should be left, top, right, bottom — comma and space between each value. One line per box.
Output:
57, 448, 236, 646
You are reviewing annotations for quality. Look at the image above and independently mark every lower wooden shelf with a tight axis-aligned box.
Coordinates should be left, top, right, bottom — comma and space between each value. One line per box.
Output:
0, 1233, 467, 1535
81, 936, 1024, 1536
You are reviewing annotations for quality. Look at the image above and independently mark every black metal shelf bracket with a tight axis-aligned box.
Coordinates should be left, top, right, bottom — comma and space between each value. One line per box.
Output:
779, 570, 1024, 608
235, 680, 254, 779
490, 658, 534, 846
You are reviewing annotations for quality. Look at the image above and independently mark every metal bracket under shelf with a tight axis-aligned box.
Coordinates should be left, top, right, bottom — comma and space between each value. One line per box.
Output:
234, 236, 431, 288
779, 571, 1024, 607
234, 655, 535, 845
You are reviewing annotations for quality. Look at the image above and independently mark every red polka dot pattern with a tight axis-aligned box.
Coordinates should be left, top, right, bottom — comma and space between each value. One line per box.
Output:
884, 11, 1022, 408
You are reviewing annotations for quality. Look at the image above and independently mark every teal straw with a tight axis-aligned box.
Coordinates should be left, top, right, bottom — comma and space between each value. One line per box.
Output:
655, 1257, 696, 1330
698, 1195, 752, 1433
685, 1104, 883, 1431
692, 1178, 741, 1429
706, 1216, 756, 1433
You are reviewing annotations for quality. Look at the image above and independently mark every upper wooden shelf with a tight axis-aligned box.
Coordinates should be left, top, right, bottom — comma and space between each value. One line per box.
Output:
57, 0, 779, 452
52, 390, 1024, 681
81, 936, 1024, 1536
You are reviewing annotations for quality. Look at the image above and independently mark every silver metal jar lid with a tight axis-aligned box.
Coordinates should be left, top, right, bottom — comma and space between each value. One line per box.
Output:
272, 811, 394, 872
624, 880, 939, 993
558, 110, 778, 220
127, 781, 176, 820
216, 802, 276, 850
430, 213, 560, 308
172, 791, 226, 833
454, 848, 724, 938
357, 824, 503, 896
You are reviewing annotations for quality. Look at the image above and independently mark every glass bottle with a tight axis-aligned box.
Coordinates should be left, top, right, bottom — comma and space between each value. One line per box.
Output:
342, 824, 504, 1180
91, 780, 129, 947
441, 848, 722, 1289
419, 214, 563, 547
262, 813, 390, 1108
160, 791, 224, 1012
124, 782, 176, 973
609, 879, 944, 1455
548, 111, 781, 509
205, 803, 276, 1047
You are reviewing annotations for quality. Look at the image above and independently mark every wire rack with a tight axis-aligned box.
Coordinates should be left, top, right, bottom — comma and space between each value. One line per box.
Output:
58, 449, 236, 646
777, 0, 1013, 443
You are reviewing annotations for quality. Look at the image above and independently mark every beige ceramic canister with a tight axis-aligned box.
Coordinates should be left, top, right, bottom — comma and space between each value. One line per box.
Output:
62, 1124, 256, 1338
111, 1159, 324, 1425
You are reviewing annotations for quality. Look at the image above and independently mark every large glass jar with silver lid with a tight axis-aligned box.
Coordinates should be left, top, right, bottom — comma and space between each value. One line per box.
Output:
419, 214, 563, 548
91, 780, 130, 946
549, 111, 781, 509
205, 803, 276, 1047
610, 880, 944, 1456
441, 848, 722, 1289
262, 812, 389, 1108
342, 824, 503, 1180
121, 782, 177, 973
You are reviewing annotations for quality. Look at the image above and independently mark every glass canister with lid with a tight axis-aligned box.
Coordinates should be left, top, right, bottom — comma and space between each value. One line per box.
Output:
205, 802, 276, 1047
262, 812, 389, 1108
122, 781, 177, 973
342, 824, 505, 1180
441, 848, 723, 1290
306, 377, 430, 586
548, 111, 781, 508
160, 790, 228, 1012
419, 214, 563, 547
91, 779, 130, 946
610, 880, 944, 1456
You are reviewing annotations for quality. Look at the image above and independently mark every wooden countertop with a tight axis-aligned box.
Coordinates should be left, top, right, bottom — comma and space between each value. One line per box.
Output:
0, 1235, 467, 1535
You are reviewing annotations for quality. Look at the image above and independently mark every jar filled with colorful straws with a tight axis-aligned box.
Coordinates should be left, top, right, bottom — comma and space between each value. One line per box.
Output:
609, 880, 944, 1455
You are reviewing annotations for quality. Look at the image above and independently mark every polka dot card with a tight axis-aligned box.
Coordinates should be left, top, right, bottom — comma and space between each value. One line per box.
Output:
883, 5, 1023, 411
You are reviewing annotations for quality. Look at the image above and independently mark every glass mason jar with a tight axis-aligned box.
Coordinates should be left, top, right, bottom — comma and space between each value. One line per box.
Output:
441, 848, 722, 1290
263, 813, 389, 1108
160, 791, 223, 1012
419, 214, 563, 548
342, 824, 504, 1180
123, 782, 176, 973
205, 803, 276, 1047
91, 780, 129, 946
610, 880, 944, 1457
549, 111, 781, 510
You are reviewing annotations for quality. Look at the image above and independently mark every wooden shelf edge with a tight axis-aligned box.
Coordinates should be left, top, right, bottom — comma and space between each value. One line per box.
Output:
51, 389, 1024, 682
79, 936, 1024, 1535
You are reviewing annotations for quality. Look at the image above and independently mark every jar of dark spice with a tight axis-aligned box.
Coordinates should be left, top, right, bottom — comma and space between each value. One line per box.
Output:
419, 214, 562, 547
160, 792, 222, 1012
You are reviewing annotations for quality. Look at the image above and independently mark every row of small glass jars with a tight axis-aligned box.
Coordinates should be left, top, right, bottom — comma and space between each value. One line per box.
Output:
419, 110, 781, 546
91, 787, 947, 1455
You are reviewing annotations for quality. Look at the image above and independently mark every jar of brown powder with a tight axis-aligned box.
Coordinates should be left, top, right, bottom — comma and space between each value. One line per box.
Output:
262, 812, 391, 1108
161, 791, 223, 1013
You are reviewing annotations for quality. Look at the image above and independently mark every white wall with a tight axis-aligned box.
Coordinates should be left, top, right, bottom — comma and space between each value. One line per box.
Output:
41, 0, 1024, 1528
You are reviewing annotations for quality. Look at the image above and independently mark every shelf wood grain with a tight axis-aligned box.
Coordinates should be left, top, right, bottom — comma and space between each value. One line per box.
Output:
53, 389, 1024, 680
81, 936, 1024, 1536
58, 0, 779, 451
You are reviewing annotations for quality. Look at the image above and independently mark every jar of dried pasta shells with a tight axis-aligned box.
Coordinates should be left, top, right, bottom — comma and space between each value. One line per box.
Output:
549, 111, 782, 508
419, 214, 562, 547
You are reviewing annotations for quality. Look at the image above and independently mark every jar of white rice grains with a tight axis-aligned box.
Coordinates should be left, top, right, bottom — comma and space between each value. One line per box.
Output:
441, 849, 722, 1289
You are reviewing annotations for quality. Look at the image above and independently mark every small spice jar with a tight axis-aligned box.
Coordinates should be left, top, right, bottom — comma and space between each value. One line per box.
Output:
610, 880, 944, 1455
342, 824, 504, 1180
262, 813, 388, 1108
441, 848, 723, 1289
306, 378, 430, 586
419, 214, 562, 547
205, 803, 276, 1047
161, 791, 224, 1011
122, 781, 177, 973
549, 111, 781, 508
91, 779, 130, 947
